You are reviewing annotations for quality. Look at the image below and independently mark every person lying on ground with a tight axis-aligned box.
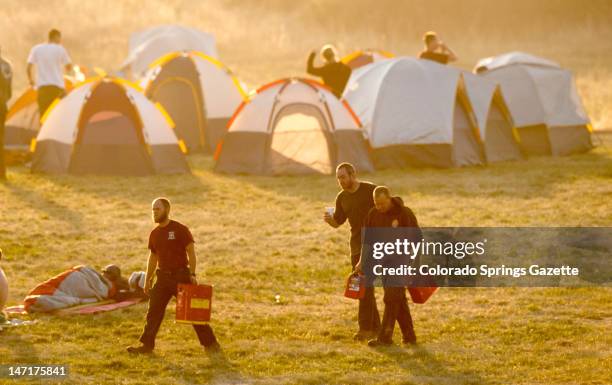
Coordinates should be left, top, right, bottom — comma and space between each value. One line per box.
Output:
102, 264, 148, 301
23, 264, 145, 313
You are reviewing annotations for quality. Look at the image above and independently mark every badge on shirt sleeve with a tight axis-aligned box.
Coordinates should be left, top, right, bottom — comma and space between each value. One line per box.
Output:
391, 219, 399, 228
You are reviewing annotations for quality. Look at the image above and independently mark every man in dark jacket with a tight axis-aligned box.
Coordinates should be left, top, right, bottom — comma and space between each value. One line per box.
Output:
307, 44, 352, 98
0, 46, 12, 180
357, 186, 421, 346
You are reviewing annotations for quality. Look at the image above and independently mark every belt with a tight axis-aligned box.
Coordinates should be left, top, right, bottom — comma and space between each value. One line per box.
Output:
156, 268, 190, 276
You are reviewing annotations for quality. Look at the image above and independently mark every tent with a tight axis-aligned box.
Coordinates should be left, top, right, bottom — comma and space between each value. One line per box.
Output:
31, 77, 190, 176
140, 51, 247, 152
214, 78, 374, 175
462, 72, 522, 163
341, 49, 394, 70
4, 78, 74, 147
344, 57, 484, 168
120, 25, 218, 78
474, 52, 592, 156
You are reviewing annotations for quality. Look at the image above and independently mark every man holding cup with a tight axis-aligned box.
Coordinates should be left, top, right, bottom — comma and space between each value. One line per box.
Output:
324, 162, 380, 340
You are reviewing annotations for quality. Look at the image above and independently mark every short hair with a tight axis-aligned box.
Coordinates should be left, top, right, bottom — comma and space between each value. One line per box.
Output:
336, 162, 356, 176
374, 186, 391, 199
48, 29, 61, 40
423, 31, 437, 45
320, 44, 338, 61
153, 197, 171, 211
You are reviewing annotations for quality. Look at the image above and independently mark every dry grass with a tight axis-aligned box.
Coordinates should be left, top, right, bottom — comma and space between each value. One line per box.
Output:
0, 140, 611, 384
0, 0, 611, 128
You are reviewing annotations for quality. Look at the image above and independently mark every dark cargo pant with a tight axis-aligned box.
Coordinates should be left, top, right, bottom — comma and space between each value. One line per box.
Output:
139, 269, 217, 349
36, 85, 64, 118
378, 286, 416, 343
352, 254, 381, 333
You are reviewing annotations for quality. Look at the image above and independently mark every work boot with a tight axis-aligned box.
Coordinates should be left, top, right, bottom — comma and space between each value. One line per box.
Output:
367, 338, 393, 347
353, 330, 374, 341
402, 337, 417, 346
126, 344, 153, 354
204, 341, 222, 354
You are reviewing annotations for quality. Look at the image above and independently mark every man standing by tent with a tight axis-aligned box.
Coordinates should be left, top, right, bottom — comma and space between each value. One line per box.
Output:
324, 162, 380, 340
419, 31, 458, 65
127, 197, 220, 354
26, 29, 72, 117
355, 186, 421, 346
0, 46, 12, 180
307, 44, 351, 98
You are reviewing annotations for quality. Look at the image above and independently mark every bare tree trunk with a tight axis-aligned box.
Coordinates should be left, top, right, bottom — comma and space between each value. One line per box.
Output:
0, 107, 6, 180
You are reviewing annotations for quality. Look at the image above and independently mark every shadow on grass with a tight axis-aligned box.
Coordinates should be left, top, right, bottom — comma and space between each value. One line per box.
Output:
371, 344, 485, 385
136, 348, 248, 384
0, 330, 41, 363
5, 181, 83, 229
217, 148, 612, 203
34, 171, 212, 206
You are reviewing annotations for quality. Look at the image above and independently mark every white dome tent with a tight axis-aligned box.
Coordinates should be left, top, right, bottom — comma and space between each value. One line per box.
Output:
474, 51, 592, 156
462, 71, 522, 163
120, 25, 218, 78
344, 57, 484, 168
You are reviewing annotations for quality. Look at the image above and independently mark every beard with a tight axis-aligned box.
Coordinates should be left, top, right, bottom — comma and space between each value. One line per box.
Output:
154, 212, 168, 224
340, 179, 355, 191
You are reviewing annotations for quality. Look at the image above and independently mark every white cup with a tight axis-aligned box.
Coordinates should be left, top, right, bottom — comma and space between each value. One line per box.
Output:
326, 207, 334, 216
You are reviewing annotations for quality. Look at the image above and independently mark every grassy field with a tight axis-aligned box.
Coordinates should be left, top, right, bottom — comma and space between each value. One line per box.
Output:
1, 135, 611, 384
1, 1, 612, 384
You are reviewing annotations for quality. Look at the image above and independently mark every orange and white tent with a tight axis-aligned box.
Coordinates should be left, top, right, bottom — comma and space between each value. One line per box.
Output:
4, 78, 74, 147
342, 49, 394, 70
140, 51, 248, 152
215, 78, 373, 175
31, 77, 189, 176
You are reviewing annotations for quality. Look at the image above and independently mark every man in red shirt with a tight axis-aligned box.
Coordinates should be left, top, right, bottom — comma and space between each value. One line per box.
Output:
418, 31, 458, 65
127, 198, 219, 354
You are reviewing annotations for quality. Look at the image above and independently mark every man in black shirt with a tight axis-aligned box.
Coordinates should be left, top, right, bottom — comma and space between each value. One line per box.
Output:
127, 197, 219, 354
324, 162, 380, 340
0, 46, 12, 180
418, 31, 457, 65
307, 44, 352, 98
